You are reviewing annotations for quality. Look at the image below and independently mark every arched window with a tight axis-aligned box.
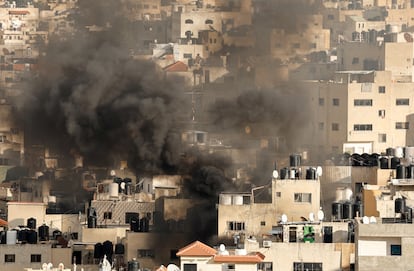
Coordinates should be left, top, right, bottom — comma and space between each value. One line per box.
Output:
205, 19, 213, 24
185, 19, 194, 24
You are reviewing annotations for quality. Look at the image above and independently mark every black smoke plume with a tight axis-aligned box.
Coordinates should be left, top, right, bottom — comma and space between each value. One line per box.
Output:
16, 3, 188, 173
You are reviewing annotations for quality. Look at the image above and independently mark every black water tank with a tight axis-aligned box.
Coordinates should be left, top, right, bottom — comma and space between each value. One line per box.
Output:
88, 216, 97, 228
395, 198, 406, 213
306, 168, 316, 180
27, 230, 37, 244
332, 202, 343, 220
396, 165, 406, 179
130, 219, 139, 232
102, 240, 113, 261
351, 154, 362, 166
342, 202, 353, 219
27, 217, 36, 230
115, 243, 125, 255
53, 230, 62, 240
128, 259, 140, 271
353, 202, 364, 218
140, 217, 149, 232
38, 224, 49, 242
289, 154, 301, 167
403, 207, 413, 222
280, 168, 289, 179
407, 165, 414, 179
391, 157, 400, 169
379, 157, 389, 169
17, 228, 29, 243
94, 242, 103, 259
0, 231, 5, 244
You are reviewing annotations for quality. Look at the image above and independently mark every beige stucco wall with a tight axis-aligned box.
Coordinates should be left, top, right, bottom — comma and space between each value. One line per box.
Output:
125, 232, 191, 269
356, 223, 414, 271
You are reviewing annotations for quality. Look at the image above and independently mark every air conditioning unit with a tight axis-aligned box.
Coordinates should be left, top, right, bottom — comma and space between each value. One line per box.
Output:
263, 240, 272, 248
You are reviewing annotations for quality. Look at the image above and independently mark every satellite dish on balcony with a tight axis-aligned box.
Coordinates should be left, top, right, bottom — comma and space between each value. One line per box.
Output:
309, 212, 315, 222
317, 208, 324, 221
281, 214, 288, 223
167, 264, 181, 271
316, 166, 323, 177
272, 170, 279, 179
362, 216, 369, 224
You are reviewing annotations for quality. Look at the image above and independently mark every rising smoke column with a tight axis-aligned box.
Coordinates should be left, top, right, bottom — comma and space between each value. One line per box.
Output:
15, 1, 189, 172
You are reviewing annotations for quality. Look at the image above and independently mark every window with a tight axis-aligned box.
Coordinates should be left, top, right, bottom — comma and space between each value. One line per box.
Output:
31, 254, 41, 263
332, 98, 339, 106
294, 193, 312, 203
390, 244, 401, 256
396, 98, 409, 105
352, 57, 359, 64
328, 14, 334, 20
354, 99, 372, 106
10, 128, 19, 134
183, 264, 197, 271
318, 98, 324, 106
183, 53, 192, 59
227, 221, 245, 231
318, 122, 324, 130
5, 254, 15, 263
184, 19, 193, 24
354, 124, 372, 131
261, 221, 266, 226
396, 122, 409, 129
293, 262, 323, 271
0, 135, 6, 142
378, 86, 386, 93
332, 123, 339, 131
310, 43, 317, 49
205, 19, 213, 24
258, 262, 273, 271
224, 264, 235, 271
379, 110, 385, 118
289, 227, 297, 242
103, 212, 112, 219
137, 249, 155, 258
379, 133, 387, 143
292, 43, 300, 49
275, 192, 281, 198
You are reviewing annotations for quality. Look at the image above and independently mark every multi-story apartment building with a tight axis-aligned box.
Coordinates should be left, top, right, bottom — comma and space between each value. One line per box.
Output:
302, 70, 414, 156
270, 15, 330, 62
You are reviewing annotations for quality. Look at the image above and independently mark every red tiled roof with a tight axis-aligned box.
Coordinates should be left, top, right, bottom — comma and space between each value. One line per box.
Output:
213, 252, 265, 263
9, 10, 30, 15
0, 218, 8, 227
163, 61, 188, 72
176, 241, 217, 257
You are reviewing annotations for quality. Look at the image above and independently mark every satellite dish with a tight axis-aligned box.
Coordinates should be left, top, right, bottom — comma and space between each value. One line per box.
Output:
281, 214, 288, 223
120, 182, 126, 189
167, 264, 181, 271
309, 212, 315, 222
47, 263, 53, 271
110, 170, 116, 176
362, 216, 369, 224
42, 263, 48, 270
317, 209, 324, 221
369, 216, 377, 224
272, 170, 279, 179
316, 166, 323, 177
219, 244, 226, 252
58, 263, 64, 270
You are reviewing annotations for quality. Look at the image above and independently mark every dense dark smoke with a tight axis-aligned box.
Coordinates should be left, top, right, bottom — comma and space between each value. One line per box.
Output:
209, 87, 310, 153
15, 1, 188, 173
